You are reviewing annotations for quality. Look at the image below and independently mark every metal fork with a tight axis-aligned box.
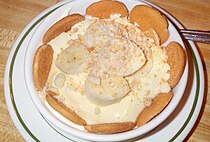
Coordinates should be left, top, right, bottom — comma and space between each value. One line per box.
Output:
179, 29, 210, 43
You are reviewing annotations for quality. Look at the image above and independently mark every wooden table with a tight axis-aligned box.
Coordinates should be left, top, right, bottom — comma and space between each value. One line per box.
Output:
0, 0, 209, 141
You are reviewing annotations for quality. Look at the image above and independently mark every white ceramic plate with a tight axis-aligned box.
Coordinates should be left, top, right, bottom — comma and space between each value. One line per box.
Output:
4, 0, 204, 141
23, 0, 189, 141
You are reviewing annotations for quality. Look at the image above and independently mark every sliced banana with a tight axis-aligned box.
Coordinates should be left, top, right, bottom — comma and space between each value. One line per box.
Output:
125, 58, 153, 90
83, 20, 122, 49
55, 44, 89, 75
83, 20, 109, 49
54, 73, 66, 88
127, 51, 153, 79
98, 38, 146, 76
84, 75, 130, 106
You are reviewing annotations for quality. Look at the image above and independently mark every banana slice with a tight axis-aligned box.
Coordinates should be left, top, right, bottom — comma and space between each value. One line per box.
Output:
83, 20, 111, 48
55, 44, 89, 75
126, 59, 153, 88
83, 20, 123, 49
98, 38, 146, 76
84, 75, 130, 106
127, 52, 153, 78
54, 73, 66, 88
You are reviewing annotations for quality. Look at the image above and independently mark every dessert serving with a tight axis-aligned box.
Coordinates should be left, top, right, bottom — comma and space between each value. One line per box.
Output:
32, 0, 186, 134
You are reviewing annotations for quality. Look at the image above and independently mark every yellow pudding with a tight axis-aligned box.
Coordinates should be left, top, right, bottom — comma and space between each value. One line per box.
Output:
43, 15, 171, 125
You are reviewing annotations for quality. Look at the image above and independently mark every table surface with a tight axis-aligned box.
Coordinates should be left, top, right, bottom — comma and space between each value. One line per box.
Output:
0, 0, 209, 141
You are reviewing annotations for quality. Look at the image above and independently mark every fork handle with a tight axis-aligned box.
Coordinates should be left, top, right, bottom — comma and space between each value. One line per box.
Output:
179, 29, 210, 43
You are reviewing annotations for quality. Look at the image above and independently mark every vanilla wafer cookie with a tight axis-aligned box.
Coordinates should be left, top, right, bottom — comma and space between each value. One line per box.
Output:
136, 92, 173, 126
166, 42, 186, 88
46, 94, 86, 126
84, 122, 135, 134
33, 44, 53, 91
43, 14, 84, 44
130, 5, 169, 44
86, 0, 128, 19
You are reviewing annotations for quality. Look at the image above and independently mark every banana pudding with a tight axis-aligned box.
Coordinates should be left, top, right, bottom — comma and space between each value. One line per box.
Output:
43, 15, 170, 124
33, 0, 186, 134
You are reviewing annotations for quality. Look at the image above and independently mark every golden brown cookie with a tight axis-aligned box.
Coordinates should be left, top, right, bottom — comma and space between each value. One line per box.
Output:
86, 0, 128, 19
136, 92, 173, 126
33, 44, 53, 91
144, 28, 160, 46
43, 14, 85, 44
84, 122, 135, 134
130, 5, 169, 44
46, 94, 86, 126
166, 41, 186, 88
